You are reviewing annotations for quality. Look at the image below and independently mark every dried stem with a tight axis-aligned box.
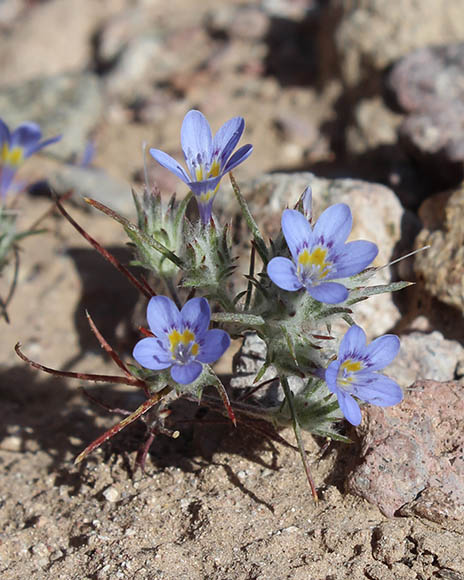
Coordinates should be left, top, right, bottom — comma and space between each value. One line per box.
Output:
15, 342, 145, 388
54, 197, 153, 299
0, 245, 19, 322
85, 310, 133, 380
74, 385, 173, 464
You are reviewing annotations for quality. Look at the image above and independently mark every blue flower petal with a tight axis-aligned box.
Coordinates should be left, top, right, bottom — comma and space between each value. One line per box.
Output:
171, 361, 203, 384
267, 256, 302, 291
335, 240, 378, 278
196, 197, 215, 224
351, 373, 403, 407
187, 175, 222, 197
133, 337, 172, 370
0, 118, 11, 146
213, 116, 244, 166
338, 325, 366, 359
10, 122, 42, 150
325, 360, 341, 394
365, 334, 400, 371
187, 176, 222, 223
222, 143, 253, 173
181, 110, 213, 176
197, 329, 231, 363
307, 282, 348, 304
337, 390, 362, 426
146, 296, 180, 338
150, 148, 190, 183
281, 209, 312, 262
181, 297, 210, 337
313, 203, 352, 246
0, 166, 16, 197
26, 134, 62, 157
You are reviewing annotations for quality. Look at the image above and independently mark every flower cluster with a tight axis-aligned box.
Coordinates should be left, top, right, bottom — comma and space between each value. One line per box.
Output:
17, 108, 409, 493
134, 109, 404, 429
0, 119, 61, 199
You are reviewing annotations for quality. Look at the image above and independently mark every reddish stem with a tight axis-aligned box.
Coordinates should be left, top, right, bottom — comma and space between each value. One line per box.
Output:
15, 343, 145, 388
74, 385, 172, 464
54, 197, 154, 299
85, 310, 133, 379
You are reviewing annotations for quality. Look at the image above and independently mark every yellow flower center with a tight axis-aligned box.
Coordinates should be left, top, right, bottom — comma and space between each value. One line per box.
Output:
1, 144, 24, 167
207, 159, 221, 178
195, 159, 221, 182
338, 358, 363, 387
298, 246, 331, 279
168, 328, 199, 361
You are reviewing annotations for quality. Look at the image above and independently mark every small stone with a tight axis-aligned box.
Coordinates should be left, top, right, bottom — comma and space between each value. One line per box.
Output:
1, 435, 22, 452
372, 522, 409, 565
283, 526, 299, 533
31, 542, 50, 567
102, 487, 119, 503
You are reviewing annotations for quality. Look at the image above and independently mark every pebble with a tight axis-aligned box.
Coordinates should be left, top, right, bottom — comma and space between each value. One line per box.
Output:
102, 486, 119, 503
1, 435, 22, 452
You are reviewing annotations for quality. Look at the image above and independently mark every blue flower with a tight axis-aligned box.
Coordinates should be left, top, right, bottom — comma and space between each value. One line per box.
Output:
267, 205, 378, 304
133, 295, 231, 385
150, 110, 252, 224
325, 325, 403, 426
0, 119, 61, 198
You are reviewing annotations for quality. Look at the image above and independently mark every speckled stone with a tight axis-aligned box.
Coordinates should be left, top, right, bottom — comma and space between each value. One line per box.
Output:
414, 187, 464, 314
347, 379, 464, 519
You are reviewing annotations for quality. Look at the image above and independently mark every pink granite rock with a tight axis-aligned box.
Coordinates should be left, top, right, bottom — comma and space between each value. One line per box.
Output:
347, 379, 464, 519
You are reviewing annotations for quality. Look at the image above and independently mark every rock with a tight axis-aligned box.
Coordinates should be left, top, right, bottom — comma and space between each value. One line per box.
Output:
346, 98, 402, 155
48, 165, 132, 215
0, 0, 123, 85
320, 0, 464, 89
347, 379, 464, 519
0, 73, 103, 161
398, 487, 464, 528
371, 521, 410, 566
414, 187, 464, 314
230, 333, 304, 406
273, 113, 319, 152
0, 0, 23, 28
387, 330, 464, 388
261, 0, 316, 20
102, 486, 119, 503
206, 5, 269, 40
228, 172, 419, 338
99, 6, 213, 103
398, 104, 464, 188
388, 44, 464, 114
388, 44, 464, 188
344, 98, 427, 208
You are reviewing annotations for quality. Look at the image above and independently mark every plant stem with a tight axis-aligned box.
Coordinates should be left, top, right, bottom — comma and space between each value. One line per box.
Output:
211, 312, 265, 326
229, 172, 268, 264
280, 375, 319, 502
